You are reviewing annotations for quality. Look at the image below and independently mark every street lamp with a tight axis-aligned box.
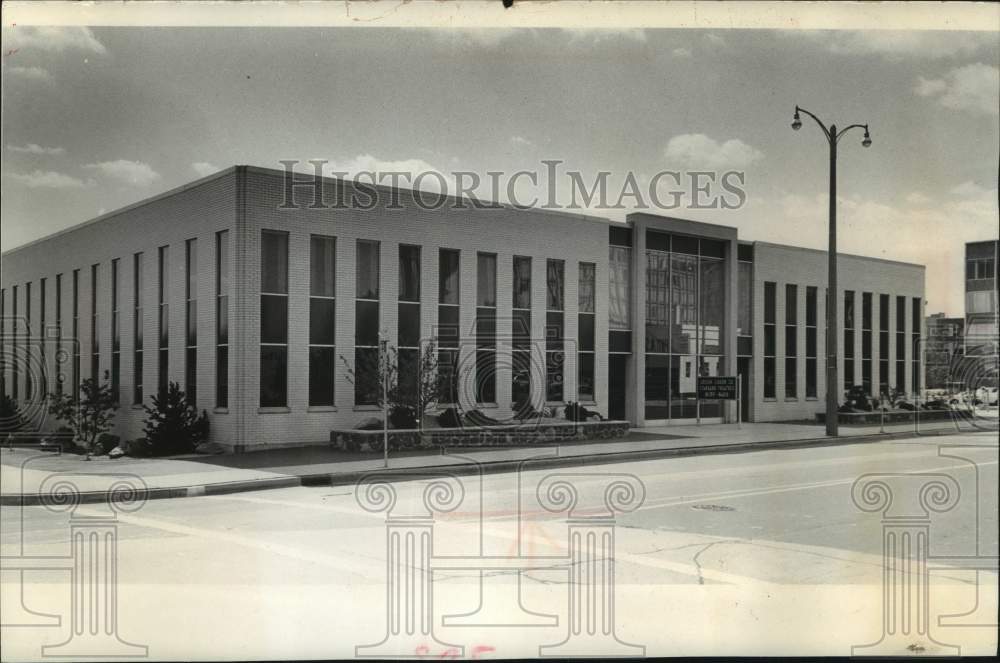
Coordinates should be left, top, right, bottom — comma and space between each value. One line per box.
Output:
791, 105, 872, 437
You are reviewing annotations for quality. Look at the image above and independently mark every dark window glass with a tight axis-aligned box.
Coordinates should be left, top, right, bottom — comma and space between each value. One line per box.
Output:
216, 346, 228, 407
158, 305, 169, 348
357, 240, 380, 299
578, 262, 596, 313
133, 351, 144, 404
845, 329, 855, 358
764, 282, 776, 324
512, 309, 532, 348
546, 260, 564, 310
399, 245, 420, 302
512, 256, 532, 309
546, 351, 564, 401
609, 226, 632, 247
310, 236, 336, 297
398, 348, 418, 405
356, 300, 380, 346
512, 350, 531, 405
700, 239, 725, 258
437, 349, 459, 404
477, 253, 497, 307
158, 348, 169, 397
185, 348, 197, 401
217, 299, 228, 345
806, 358, 817, 397
261, 296, 289, 343
354, 347, 380, 405
862, 292, 872, 330
764, 326, 776, 357
475, 350, 496, 403
260, 346, 288, 407
844, 291, 855, 329
737, 261, 753, 336
310, 298, 336, 345
186, 301, 198, 347
785, 285, 797, 325
546, 311, 564, 350
737, 243, 754, 262
309, 346, 336, 406
439, 249, 460, 304
578, 353, 595, 401
261, 231, 289, 294
476, 309, 496, 348
438, 305, 459, 348
785, 358, 797, 399
579, 314, 595, 352
764, 357, 776, 399
609, 330, 632, 353
398, 302, 420, 347
806, 287, 817, 327
785, 326, 797, 357
879, 294, 890, 330
646, 230, 670, 252
672, 235, 699, 256
806, 328, 817, 358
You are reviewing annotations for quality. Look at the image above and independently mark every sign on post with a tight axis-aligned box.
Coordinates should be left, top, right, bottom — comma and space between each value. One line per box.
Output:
697, 376, 738, 400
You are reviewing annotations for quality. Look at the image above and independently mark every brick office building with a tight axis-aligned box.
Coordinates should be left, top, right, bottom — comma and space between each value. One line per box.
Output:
1, 166, 926, 450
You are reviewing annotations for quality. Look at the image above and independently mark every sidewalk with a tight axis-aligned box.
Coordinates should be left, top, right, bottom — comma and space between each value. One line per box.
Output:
1, 418, 991, 505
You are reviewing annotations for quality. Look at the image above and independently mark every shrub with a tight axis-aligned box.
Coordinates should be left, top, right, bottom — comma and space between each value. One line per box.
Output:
0, 394, 27, 433
389, 405, 418, 430
437, 407, 462, 428
513, 401, 542, 420
123, 437, 154, 458
47, 371, 119, 455
564, 402, 603, 422
96, 433, 121, 455
142, 382, 209, 456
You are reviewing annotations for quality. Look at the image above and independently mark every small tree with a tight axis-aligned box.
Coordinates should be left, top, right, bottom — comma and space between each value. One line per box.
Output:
48, 371, 119, 455
340, 339, 442, 429
142, 382, 209, 456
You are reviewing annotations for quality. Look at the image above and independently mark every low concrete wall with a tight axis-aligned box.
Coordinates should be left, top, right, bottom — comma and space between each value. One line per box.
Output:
815, 410, 956, 425
330, 420, 630, 453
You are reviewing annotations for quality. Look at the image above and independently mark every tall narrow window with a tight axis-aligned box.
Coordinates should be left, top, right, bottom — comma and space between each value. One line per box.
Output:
879, 294, 890, 395
11, 286, 18, 400
185, 239, 197, 404
785, 284, 798, 399
805, 286, 817, 398
895, 295, 906, 392
157, 247, 169, 398
545, 259, 565, 402
578, 262, 596, 402
39, 279, 48, 398
133, 253, 144, 404
260, 231, 289, 407
0, 289, 5, 399
843, 290, 855, 391
90, 266, 99, 382
24, 283, 32, 398
437, 249, 460, 404
309, 235, 337, 406
476, 253, 497, 404
763, 282, 776, 399
512, 256, 532, 408
861, 292, 872, 395
912, 297, 921, 396
215, 232, 229, 408
54, 275, 62, 397
354, 240, 380, 406
111, 259, 120, 402
72, 271, 80, 399
398, 245, 421, 406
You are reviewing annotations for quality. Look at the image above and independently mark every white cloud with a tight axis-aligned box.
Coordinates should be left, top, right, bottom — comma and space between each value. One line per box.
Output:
795, 31, 994, 60
905, 191, 931, 205
671, 47, 692, 58
7, 170, 90, 189
84, 160, 161, 186
663, 134, 764, 170
915, 63, 999, 115
564, 29, 647, 45
509, 136, 534, 148
6, 26, 107, 54
429, 29, 520, 49
704, 33, 727, 47
950, 180, 988, 197
7, 143, 65, 155
191, 162, 220, 177
4, 65, 54, 83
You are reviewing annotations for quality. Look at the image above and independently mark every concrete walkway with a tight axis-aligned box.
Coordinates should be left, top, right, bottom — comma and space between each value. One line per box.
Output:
1, 418, 990, 504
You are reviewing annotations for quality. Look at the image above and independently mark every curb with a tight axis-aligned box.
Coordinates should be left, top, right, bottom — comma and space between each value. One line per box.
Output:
0, 427, 964, 506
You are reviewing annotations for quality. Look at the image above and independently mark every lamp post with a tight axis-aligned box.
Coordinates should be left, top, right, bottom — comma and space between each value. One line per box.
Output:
791, 105, 872, 437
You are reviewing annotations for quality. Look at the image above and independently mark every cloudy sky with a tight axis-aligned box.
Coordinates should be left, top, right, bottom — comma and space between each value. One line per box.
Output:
2, 20, 998, 316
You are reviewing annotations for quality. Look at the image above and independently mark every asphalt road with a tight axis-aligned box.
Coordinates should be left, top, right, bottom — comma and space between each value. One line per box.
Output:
2, 431, 997, 659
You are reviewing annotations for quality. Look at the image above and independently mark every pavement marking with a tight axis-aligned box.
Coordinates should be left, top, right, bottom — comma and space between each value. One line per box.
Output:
72, 505, 386, 580
632, 459, 998, 514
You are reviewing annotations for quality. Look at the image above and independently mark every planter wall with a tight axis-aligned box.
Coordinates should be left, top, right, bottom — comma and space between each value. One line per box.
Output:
815, 410, 956, 425
330, 420, 630, 453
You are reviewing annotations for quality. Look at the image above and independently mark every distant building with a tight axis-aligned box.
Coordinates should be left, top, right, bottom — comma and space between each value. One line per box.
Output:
924, 313, 964, 390
963, 240, 999, 388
